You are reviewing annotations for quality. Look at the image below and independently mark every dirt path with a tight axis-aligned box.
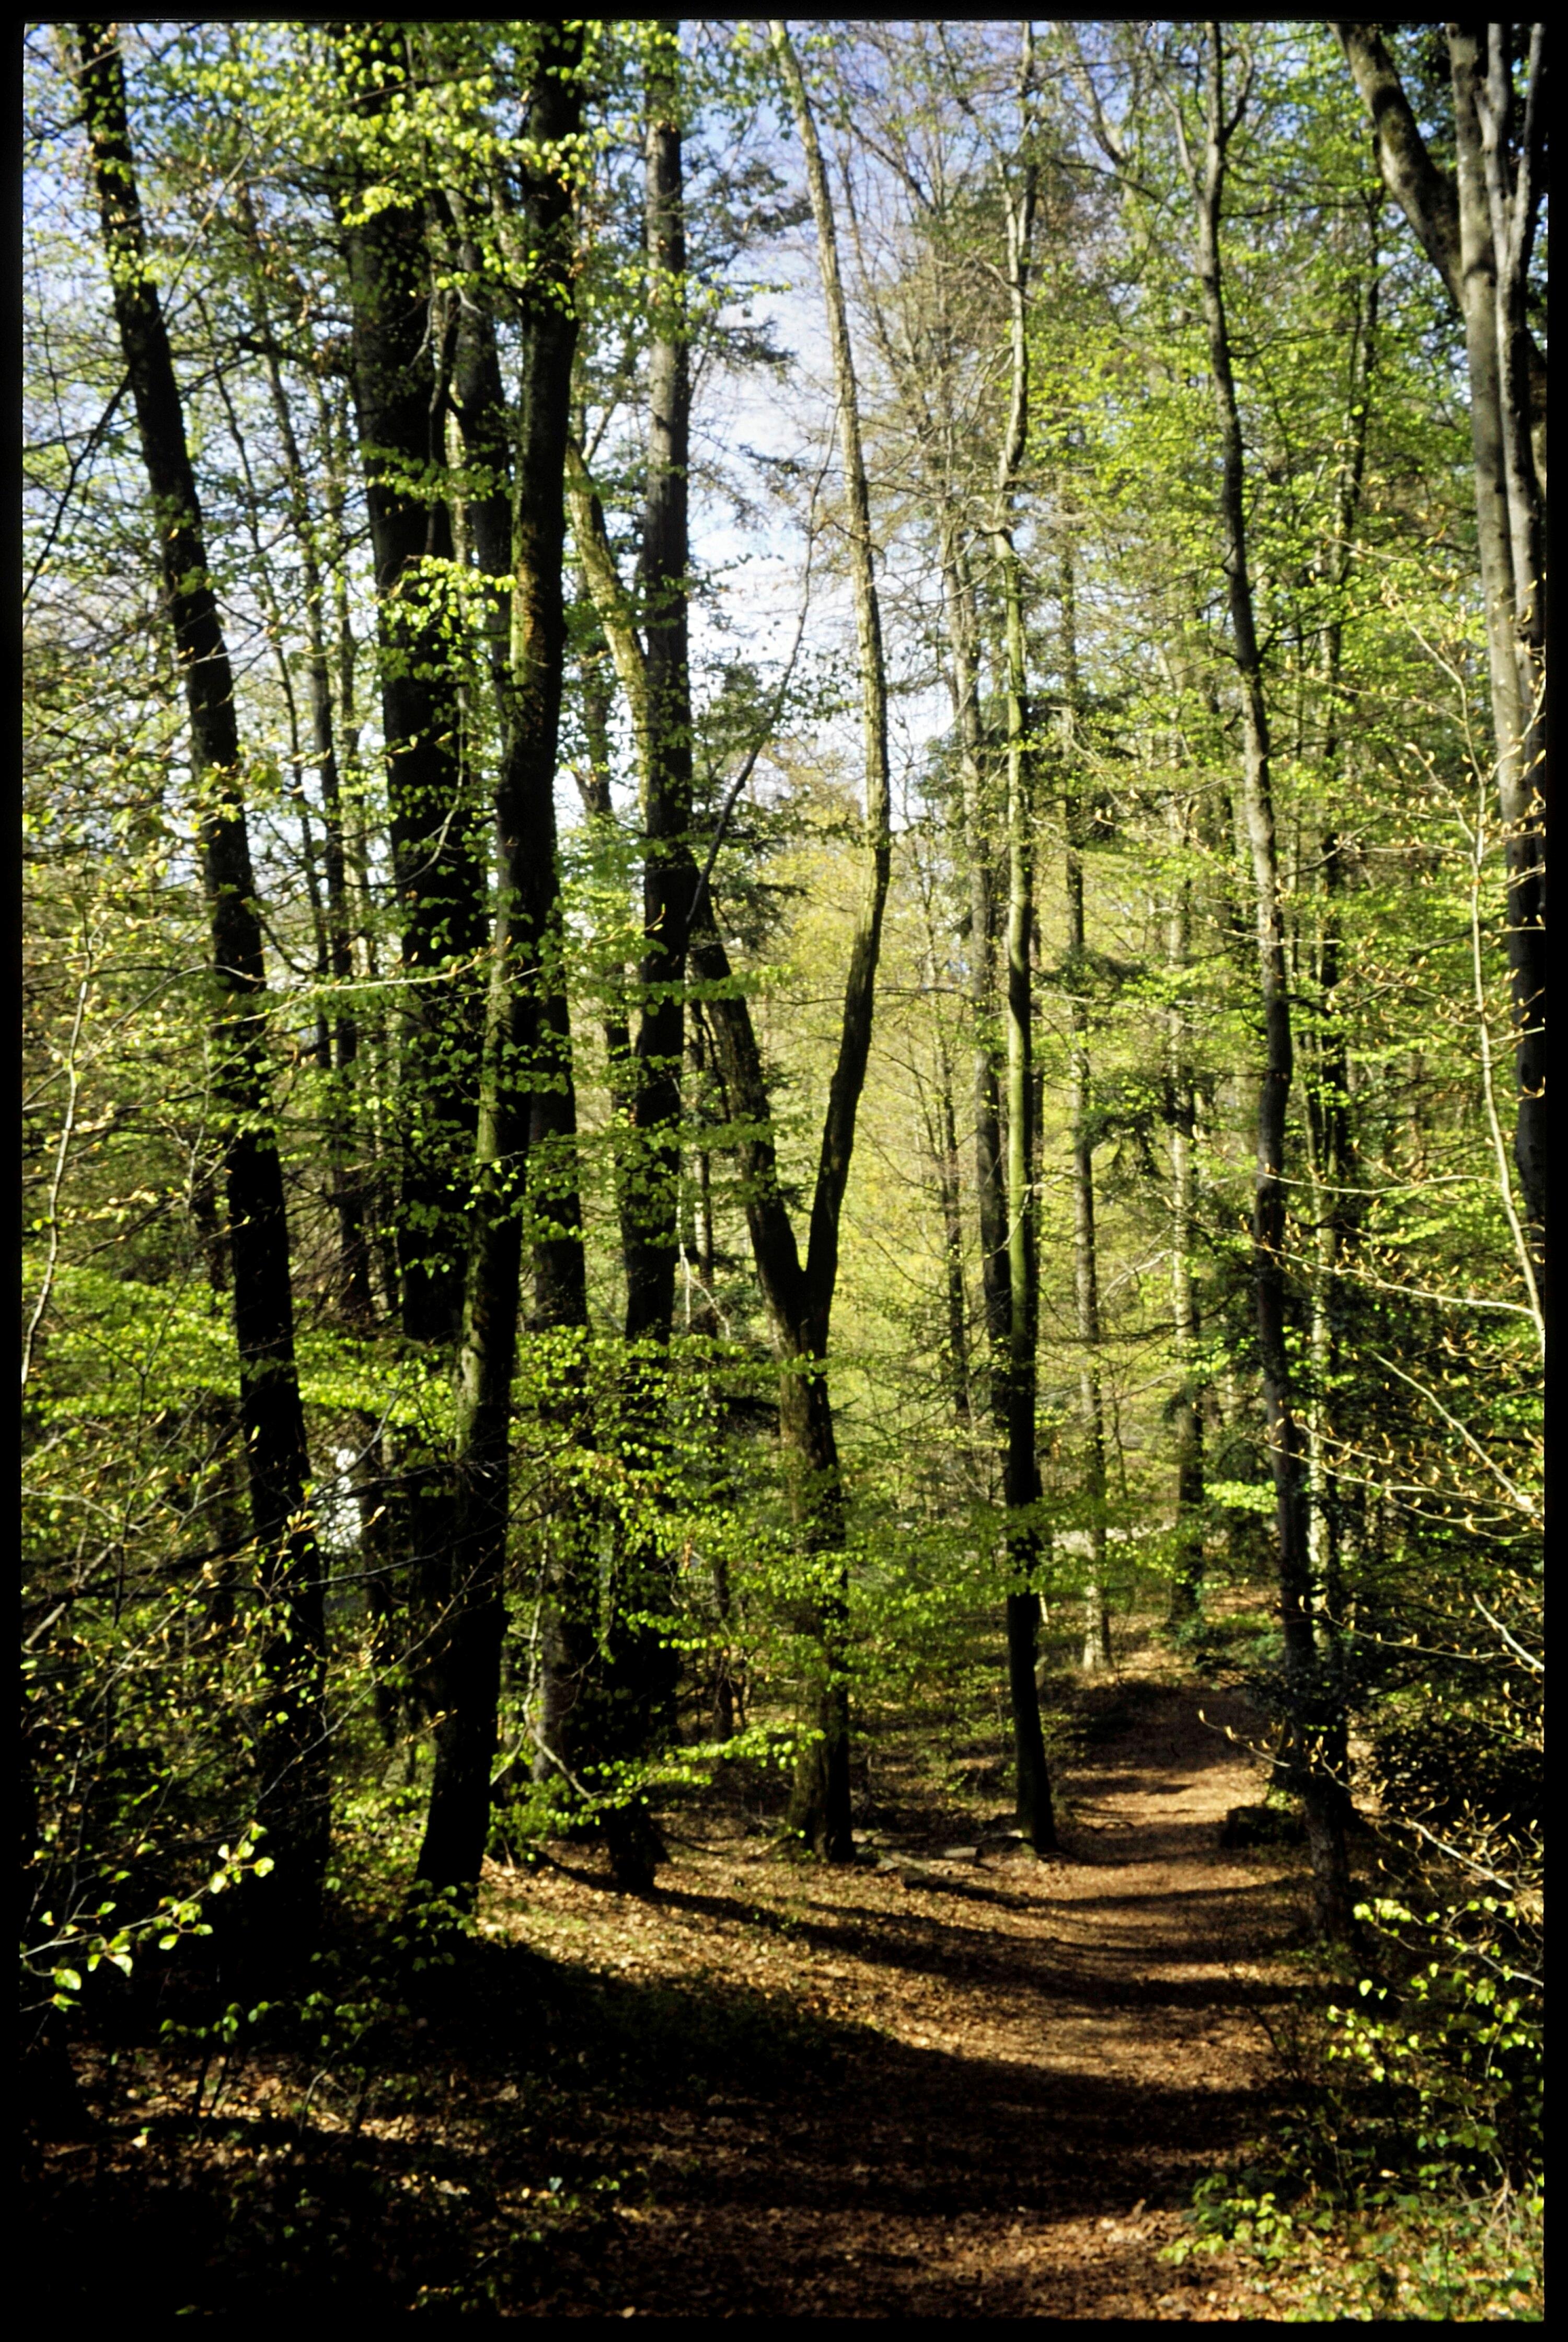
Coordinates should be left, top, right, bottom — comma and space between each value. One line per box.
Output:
492, 1672, 1310, 2318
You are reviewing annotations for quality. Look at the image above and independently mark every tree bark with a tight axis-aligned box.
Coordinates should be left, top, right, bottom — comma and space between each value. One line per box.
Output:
987, 29, 1057, 1852
333, 22, 487, 1348
1060, 552, 1112, 1676
933, 1030, 972, 1420
1332, 21, 1546, 1261
1450, 23, 1546, 1264
625, 39, 696, 1347
767, 22, 894, 1859
1164, 797, 1205, 1629
75, 18, 328, 1939
416, 25, 583, 1899
1303, 222, 1378, 1654
237, 199, 373, 1322
1183, 25, 1352, 1938
940, 535, 1011, 1426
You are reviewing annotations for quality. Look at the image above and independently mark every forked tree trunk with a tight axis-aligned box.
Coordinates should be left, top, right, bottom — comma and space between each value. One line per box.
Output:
76, 18, 328, 1942
416, 26, 584, 1899
567, 21, 896, 1858
1332, 20, 1546, 1267
766, 21, 894, 1859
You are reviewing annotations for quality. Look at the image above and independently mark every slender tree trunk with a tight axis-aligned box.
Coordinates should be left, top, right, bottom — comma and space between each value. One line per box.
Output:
416, 26, 583, 1899
1304, 227, 1377, 1653
1060, 553, 1111, 1675
985, 30, 1056, 1851
768, 21, 894, 1859
933, 1031, 972, 1420
1449, 24, 1546, 1264
238, 211, 372, 1321
1184, 25, 1351, 1937
76, 18, 328, 1939
941, 535, 1010, 1428
1165, 799, 1205, 1628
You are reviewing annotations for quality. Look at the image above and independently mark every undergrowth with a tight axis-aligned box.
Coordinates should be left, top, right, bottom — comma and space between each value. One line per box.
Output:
1163, 1890, 1543, 2320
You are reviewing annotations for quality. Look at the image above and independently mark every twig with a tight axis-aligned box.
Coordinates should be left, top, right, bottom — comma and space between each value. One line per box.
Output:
1369, 1351, 1536, 1521
688, 430, 834, 928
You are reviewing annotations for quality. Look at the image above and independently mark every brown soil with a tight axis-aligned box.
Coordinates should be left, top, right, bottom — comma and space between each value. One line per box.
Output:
32, 1660, 1319, 2319
489, 1665, 1312, 2318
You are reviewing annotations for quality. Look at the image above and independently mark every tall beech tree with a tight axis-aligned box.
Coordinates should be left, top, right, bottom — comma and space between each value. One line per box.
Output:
334, 21, 488, 1347
981, 26, 1058, 1847
754, 21, 893, 1856
1332, 22, 1546, 1267
625, 31, 697, 1347
574, 23, 901, 1859
1174, 21, 1353, 1937
73, 17, 328, 1939
412, 22, 590, 1901
413, 25, 585, 1900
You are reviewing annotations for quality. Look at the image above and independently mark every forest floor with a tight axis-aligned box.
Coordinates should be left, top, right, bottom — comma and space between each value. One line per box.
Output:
30, 1624, 1336, 2317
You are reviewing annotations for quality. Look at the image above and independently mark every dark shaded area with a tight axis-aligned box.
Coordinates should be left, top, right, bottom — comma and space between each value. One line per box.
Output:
26, 1674, 1311, 2317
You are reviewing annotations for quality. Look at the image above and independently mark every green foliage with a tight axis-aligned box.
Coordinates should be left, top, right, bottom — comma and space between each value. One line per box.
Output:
1162, 1891, 1542, 2317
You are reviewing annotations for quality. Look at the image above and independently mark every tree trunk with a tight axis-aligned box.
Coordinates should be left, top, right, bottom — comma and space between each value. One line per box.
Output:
768, 21, 894, 1859
1185, 26, 1352, 1938
238, 204, 372, 1322
1304, 225, 1377, 1655
933, 1030, 972, 1420
625, 40, 696, 1346
986, 30, 1057, 1852
1449, 24, 1546, 1265
76, 18, 328, 1941
1061, 552, 1112, 1676
415, 26, 583, 1900
940, 534, 1010, 1427
334, 23, 486, 1348
1164, 798, 1205, 1629
1332, 20, 1546, 1263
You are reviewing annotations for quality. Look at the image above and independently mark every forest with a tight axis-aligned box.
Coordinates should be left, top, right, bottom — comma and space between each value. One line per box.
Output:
21, 18, 1543, 2320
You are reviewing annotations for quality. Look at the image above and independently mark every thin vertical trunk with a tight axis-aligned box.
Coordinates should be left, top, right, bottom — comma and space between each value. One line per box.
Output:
941, 535, 1010, 1422
571, 632, 636, 1131
1305, 229, 1377, 1644
416, 26, 583, 1898
1184, 25, 1351, 1937
565, 41, 700, 1891
76, 19, 327, 1937
987, 27, 1056, 1852
769, 21, 894, 1860
1165, 798, 1205, 1628
237, 201, 372, 1319
1061, 550, 1111, 1675
934, 1032, 972, 1421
